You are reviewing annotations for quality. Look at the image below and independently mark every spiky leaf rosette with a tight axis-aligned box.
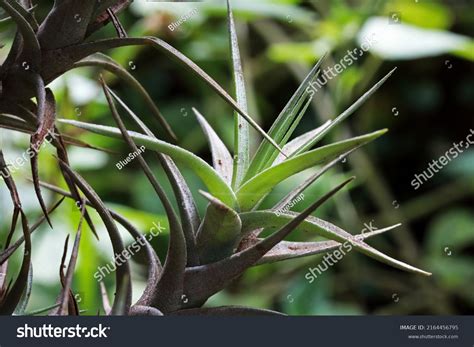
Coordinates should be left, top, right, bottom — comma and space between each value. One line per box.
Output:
0, 0, 431, 316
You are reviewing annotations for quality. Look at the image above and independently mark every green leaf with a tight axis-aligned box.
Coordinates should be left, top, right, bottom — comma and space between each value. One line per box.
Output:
184, 178, 354, 306
58, 119, 238, 208
196, 191, 242, 264
273, 120, 332, 165
264, 93, 313, 168
273, 155, 346, 212
359, 18, 472, 61
237, 130, 387, 211
227, 0, 250, 189
292, 68, 396, 157
452, 40, 474, 61
388, 2, 453, 30
245, 55, 326, 180
62, 36, 283, 154
193, 108, 233, 185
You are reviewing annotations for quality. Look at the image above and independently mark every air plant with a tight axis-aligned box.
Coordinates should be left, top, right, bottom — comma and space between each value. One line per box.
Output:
0, 0, 431, 316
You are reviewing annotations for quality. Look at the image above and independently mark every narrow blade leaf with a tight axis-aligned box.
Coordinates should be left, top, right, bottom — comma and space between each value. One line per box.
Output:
272, 120, 332, 166
237, 130, 387, 211
240, 210, 431, 276
58, 119, 238, 208
193, 108, 233, 185
256, 224, 403, 264
227, 0, 250, 188
292, 68, 396, 157
245, 54, 326, 179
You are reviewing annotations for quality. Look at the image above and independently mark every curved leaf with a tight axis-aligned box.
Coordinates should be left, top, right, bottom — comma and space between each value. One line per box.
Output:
196, 191, 242, 264
0, 0, 40, 67
0, 211, 31, 315
112, 213, 162, 309
108, 87, 200, 246
36, 182, 165, 311
74, 53, 177, 142
58, 162, 132, 315
239, 211, 431, 276
101, 79, 186, 313
3, 0, 37, 31
51, 222, 82, 316
52, 126, 99, 238
30, 86, 55, 227
12, 263, 33, 315
193, 108, 233, 185
0, 198, 65, 266
256, 224, 403, 264
58, 119, 238, 208
184, 178, 353, 306
237, 130, 387, 211
58, 36, 283, 154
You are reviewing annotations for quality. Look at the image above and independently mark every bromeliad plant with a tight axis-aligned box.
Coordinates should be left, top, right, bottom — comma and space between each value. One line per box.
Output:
0, 0, 431, 316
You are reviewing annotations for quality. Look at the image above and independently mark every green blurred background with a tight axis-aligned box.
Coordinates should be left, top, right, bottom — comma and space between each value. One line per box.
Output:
1, 0, 473, 315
